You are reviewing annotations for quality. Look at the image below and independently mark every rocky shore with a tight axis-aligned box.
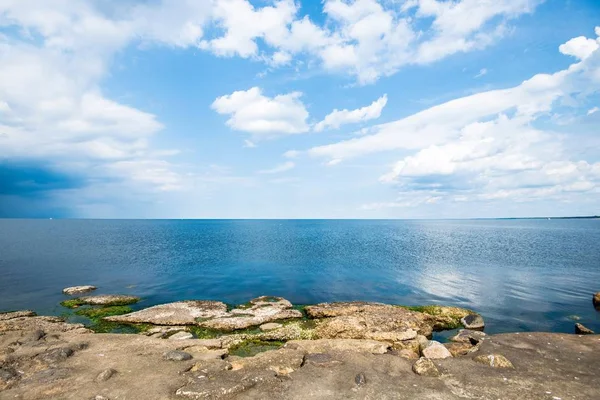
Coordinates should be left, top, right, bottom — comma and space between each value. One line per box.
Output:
1, 291, 599, 399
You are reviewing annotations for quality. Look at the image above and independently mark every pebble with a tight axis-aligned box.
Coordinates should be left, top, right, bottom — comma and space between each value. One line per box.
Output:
163, 350, 193, 361
355, 373, 367, 386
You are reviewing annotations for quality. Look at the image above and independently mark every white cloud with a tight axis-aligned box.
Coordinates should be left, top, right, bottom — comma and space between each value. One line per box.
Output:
309, 29, 600, 206
475, 68, 488, 78
211, 87, 310, 139
258, 161, 295, 174
314, 94, 387, 132
243, 139, 257, 148
588, 107, 599, 115
559, 36, 599, 60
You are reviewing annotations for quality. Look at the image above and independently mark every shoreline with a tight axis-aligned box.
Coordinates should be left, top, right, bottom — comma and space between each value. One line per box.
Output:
2, 290, 599, 399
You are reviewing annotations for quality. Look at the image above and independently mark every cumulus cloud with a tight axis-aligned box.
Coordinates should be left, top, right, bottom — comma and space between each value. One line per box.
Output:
307, 28, 600, 207
314, 95, 387, 132
211, 87, 310, 139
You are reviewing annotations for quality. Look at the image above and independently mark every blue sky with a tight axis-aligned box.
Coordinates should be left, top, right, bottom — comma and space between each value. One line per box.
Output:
0, 0, 599, 218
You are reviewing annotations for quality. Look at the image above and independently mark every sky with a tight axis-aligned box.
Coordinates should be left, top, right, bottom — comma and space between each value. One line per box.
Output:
0, 0, 599, 219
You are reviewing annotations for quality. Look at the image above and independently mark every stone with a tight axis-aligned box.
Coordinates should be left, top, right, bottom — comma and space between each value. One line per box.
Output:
168, 331, 194, 340
286, 339, 390, 354
229, 348, 305, 375
575, 323, 595, 334
461, 314, 485, 330
593, 292, 600, 309
0, 310, 36, 321
303, 353, 342, 367
444, 342, 475, 357
260, 322, 283, 331
106, 301, 228, 325
95, 368, 116, 382
473, 354, 514, 368
38, 347, 74, 364
0, 315, 90, 334
449, 329, 486, 344
355, 373, 367, 386
416, 335, 429, 351
412, 357, 440, 377
393, 349, 419, 359
199, 296, 303, 331
185, 348, 228, 361
62, 285, 97, 295
78, 295, 140, 306
176, 370, 278, 399
163, 350, 193, 361
421, 341, 453, 359
19, 329, 45, 343
308, 302, 434, 340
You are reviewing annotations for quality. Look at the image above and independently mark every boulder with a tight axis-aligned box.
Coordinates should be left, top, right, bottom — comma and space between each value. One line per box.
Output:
444, 342, 475, 357
285, 339, 390, 354
575, 323, 595, 335
199, 297, 302, 331
421, 341, 453, 359
449, 329, 486, 344
62, 285, 96, 295
593, 292, 600, 309
461, 314, 485, 330
412, 357, 440, 377
388, 349, 419, 359
78, 295, 139, 306
473, 354, 514, 368
306, 302, 435, 340
163, 350, 192, 361
105, 301, 228, 325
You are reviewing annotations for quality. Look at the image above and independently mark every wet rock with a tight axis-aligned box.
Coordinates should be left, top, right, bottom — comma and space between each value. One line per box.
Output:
95, 368, 116, 382
303, 353, 342, 368
444, 342, 475, 357
593, 292, 600, 309
62, 285, 97, 295
575, 323, 595, 334
164, 350, 193, 361
286, 339, 390, 354
199, 296, 302, 331
78, 294, 140, 306
421, 341, 453, 359
355, 372, 367, 386
449, 329, 486, 344
106, 301, 228, 325
308, 302, 434, 340
260, 322, 283, 331
412, 357, 440, 377
38, 347, 74, 364
0, 310, 36, 321
473, 354, 514, 368
169, 331, 194, 340
461, 314, 485, 330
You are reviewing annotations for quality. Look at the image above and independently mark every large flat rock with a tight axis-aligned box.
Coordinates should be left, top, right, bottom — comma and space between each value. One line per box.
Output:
105, 301, 228, 325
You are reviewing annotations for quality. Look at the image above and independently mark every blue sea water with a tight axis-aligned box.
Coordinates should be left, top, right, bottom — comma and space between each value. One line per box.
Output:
1, 219, 599, 334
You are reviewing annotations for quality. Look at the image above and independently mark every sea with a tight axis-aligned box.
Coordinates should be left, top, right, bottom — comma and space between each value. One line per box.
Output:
1, 219, 599, 334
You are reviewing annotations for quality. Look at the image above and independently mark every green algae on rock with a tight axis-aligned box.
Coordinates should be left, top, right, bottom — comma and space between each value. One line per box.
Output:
229, 339, 285, 357
74, 306, 133, 319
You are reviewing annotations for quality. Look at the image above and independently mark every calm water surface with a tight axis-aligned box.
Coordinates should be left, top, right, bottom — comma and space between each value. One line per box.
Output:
1, 219, 599, 334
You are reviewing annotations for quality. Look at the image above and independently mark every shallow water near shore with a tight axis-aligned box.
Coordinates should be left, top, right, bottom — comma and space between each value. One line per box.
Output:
1, 219, 599, 334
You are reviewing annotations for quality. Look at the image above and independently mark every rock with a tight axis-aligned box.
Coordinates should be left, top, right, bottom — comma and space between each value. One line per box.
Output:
19, 329, 45, 343
286, 339, 390, 354
106, 301, 228, 325
449, 329, 486, 344
0, 367, 18, 390
355, 373, 367, 386
412, 357, 440, 377
593, 292, 600, 309
185, 348, 228, 360
444, 342, 475, 357
38, 347, 74, 364
0, 315, 90, 334
79, 294, 140, 306
0, 310, 36, 321
473, 354, 514, 368
93, 396, 110, 400
416, 335, 429, 351
95, 368, 116, 382
163, 350, 193, 361
176, 370, 278, 399
260, 322, 283, 331
393, 349, 420, 359
575, 323, 595, 334
168, 331, 194, 340
461, 314, 485, 330
303, 353, 342, 367
62, 285, 97, 295
199, 297, 302, 331
229, 348, 305, 375
421, 341, 453, 359
307, 302, 434, 340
